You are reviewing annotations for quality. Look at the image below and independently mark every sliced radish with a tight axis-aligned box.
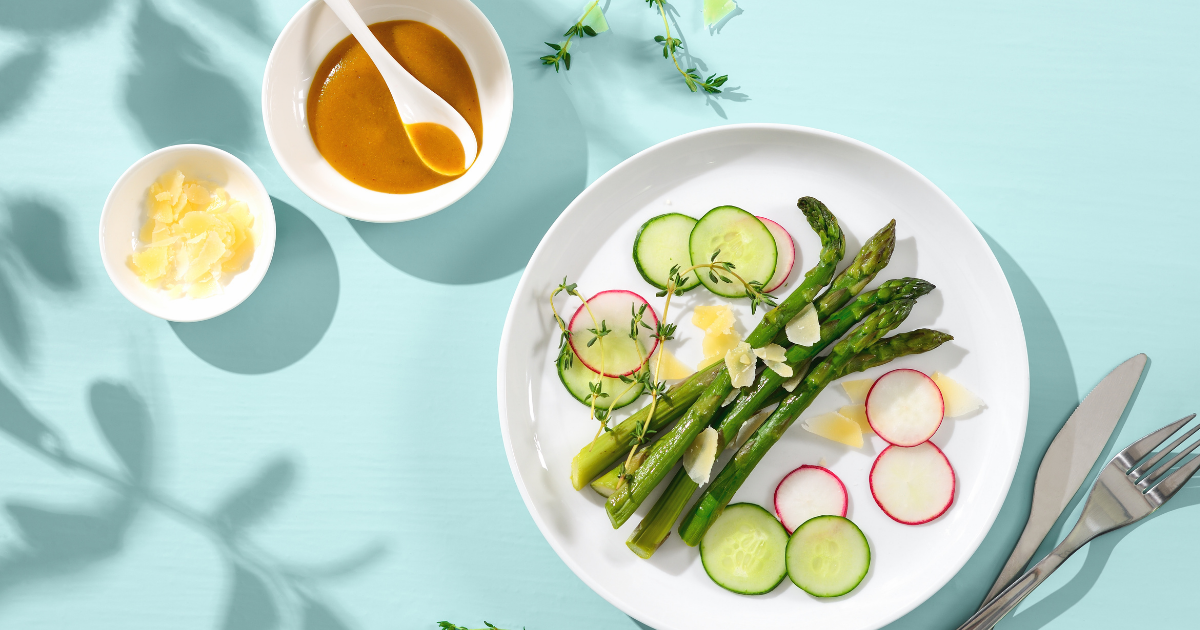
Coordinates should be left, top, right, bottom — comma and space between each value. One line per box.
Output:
865, 369, 944, 446
870, 442, 956, 524
774, 465, 848, 533
568, 290, 659, 377
758, 217, 795, 293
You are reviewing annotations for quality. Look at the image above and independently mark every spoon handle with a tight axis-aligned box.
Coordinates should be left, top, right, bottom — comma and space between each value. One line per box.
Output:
321, 0, 420, 119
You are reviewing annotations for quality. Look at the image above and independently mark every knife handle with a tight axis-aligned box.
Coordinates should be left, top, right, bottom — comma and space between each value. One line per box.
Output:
980, 515, 1052, 605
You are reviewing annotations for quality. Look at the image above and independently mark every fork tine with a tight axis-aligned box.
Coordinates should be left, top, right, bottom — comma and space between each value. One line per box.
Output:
1146, 452, 1200, 502
1138, 436, 1200, 490
1117, 414, 1197, 471
1130, 423, 1200, 480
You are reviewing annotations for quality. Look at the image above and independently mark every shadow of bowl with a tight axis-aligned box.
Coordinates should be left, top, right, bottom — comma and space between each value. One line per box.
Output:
170, 198, 338, 374
349, 70, 587, 285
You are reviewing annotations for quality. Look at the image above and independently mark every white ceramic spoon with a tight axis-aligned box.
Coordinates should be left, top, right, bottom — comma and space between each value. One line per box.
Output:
322, 0, 478, 176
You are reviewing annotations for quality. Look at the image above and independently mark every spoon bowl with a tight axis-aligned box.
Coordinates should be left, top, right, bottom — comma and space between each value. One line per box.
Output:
322, 0, 477, 175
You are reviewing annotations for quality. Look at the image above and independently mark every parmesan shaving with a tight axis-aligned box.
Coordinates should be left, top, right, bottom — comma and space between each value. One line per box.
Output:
838, 404, 872, 434
734, 409, 770, 449
841, 378, 875, 404
651, 345, 694, 381
722, 389, 740, 407
127, 169, 255, 298
753, 343, 793, 378
752, 343, 787, 363
932, 372, 985, 417
781, 372, 803, 392
785, 302, 820, 346
693, 304, 742, 369
802, 411, 864, 448
683, 427, 719, 484
766, 360, 793, 378
724, 342, 757, 388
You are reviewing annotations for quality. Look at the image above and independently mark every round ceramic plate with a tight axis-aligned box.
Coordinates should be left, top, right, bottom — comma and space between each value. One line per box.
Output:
497, 124, 1028, 630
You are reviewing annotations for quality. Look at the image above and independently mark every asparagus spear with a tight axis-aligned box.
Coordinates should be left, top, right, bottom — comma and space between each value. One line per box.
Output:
678, 325, 953, 546
625, 277, 933, 557
715, 276, 933, 450
601, 198, 846, 527
570, 361, 723, 490
570, 198, 845, 491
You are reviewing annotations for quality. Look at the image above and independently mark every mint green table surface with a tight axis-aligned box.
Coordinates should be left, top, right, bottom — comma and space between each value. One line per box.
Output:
0, 0, 1196, 628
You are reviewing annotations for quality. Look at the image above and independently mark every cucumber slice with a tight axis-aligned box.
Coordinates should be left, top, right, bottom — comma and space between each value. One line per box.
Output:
557, 347, 644, 410
785, 515, 870, 597
700, 503, 788, 595
633, 213, 701, 292
689, 206, 777, 298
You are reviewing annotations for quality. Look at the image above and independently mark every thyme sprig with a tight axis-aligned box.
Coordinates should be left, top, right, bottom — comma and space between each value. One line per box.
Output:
614, 251, 776, 489
539, 2, 603, 72
438, 623, 520, 630
550, 277, 611, 434
647, 0, 729, 93
538, 0, 731, 94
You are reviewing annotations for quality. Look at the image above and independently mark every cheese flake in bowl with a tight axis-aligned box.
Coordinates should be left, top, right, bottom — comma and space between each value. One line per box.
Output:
129, 170, 257, 299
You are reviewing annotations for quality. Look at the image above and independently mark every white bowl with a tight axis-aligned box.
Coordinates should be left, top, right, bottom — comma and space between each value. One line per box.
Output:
262, 0, 513, 223
99, 144, 277, 322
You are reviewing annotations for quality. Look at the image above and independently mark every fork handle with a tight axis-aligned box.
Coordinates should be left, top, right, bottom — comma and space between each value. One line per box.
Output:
957, 525, 1095, 629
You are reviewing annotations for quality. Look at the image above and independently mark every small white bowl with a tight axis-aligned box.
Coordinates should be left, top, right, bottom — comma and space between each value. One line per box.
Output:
262, 0, 513, 223
99, 144, 277, 322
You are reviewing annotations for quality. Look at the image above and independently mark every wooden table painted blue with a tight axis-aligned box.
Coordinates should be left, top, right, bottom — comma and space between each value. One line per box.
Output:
0, 0, 1196, 628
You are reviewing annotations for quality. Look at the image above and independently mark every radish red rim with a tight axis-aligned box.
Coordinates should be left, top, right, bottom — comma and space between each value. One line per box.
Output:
865, 369, 945, 446
757, 216, 795, 293
567, 289, 660, 377
869, 442, 957, 525
773, 465, 848, 534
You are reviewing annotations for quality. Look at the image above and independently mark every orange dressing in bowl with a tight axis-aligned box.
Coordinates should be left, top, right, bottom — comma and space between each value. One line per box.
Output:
307, 20, 482, 194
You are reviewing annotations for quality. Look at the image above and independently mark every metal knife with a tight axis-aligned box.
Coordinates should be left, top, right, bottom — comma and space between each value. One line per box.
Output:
980, 353, 1148, 607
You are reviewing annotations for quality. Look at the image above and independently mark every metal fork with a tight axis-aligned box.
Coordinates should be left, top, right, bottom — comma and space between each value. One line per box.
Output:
958, 413, 1200, 629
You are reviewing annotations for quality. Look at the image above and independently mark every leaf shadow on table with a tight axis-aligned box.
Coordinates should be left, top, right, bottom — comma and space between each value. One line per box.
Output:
0, 377, 385, 629
0, 195, 81, 367
0, 0, 114, 129
122, 0, 252, 153
187, 0, 269, 43
349, 0, 588, 285
0, 43, 48, 129
0, 380, 145, 602
877, 230, 1084, 629
0, 0, 113, 36
172, 198, 339, 374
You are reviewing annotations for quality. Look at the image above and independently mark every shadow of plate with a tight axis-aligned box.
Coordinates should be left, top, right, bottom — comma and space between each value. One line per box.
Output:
171, 199, 339, 374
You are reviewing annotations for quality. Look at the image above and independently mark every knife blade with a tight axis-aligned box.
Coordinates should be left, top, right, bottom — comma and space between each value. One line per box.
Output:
980, 353, 1148, 607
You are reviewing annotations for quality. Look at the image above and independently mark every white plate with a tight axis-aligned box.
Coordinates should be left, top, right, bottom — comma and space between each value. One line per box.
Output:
497, 124, 1028, 630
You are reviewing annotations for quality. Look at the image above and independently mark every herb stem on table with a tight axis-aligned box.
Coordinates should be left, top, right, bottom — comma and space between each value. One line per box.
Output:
647, 0, 729, 93
540, 2, 603, 71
